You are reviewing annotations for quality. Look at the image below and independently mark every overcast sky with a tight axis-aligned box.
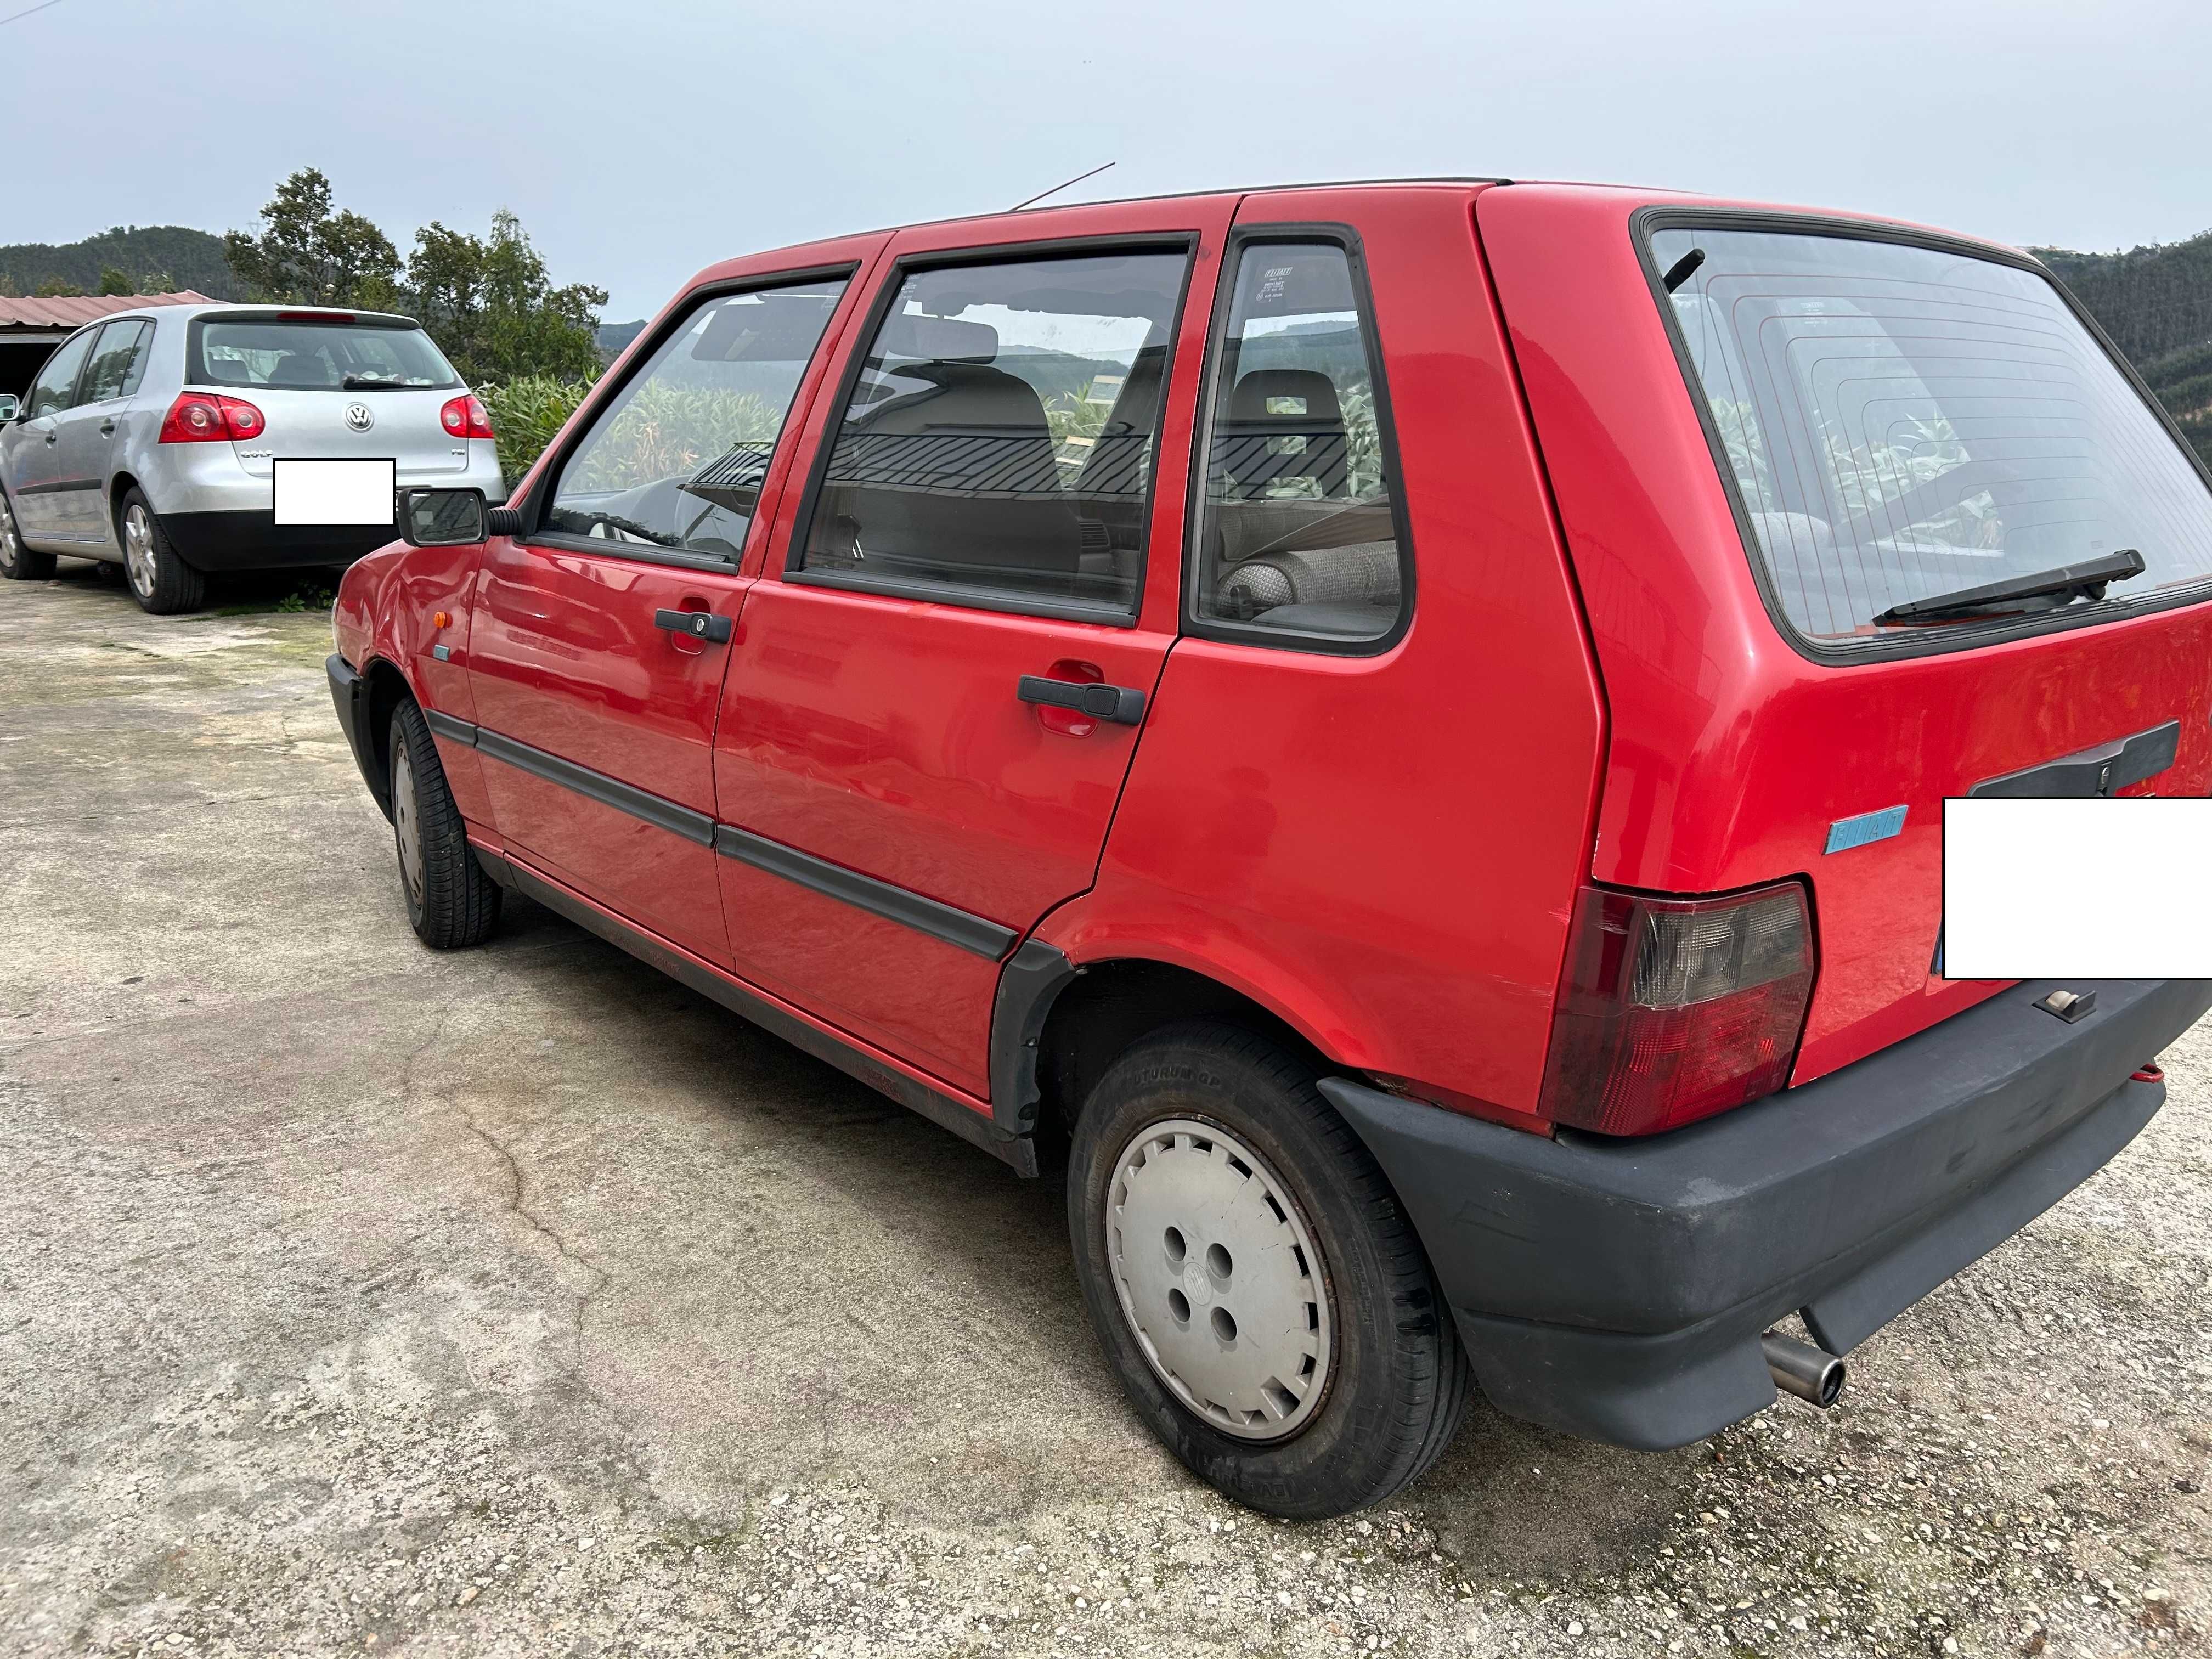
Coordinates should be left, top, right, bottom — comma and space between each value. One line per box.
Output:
8, 0, 2208, 321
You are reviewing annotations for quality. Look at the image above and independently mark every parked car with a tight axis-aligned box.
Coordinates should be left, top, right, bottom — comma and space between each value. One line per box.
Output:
0, 304, 503, 613
326, 180, 2212, 1519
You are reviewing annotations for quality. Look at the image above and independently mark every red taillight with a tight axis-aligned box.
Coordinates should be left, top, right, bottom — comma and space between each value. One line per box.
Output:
222, 396, 265, 439
159, 392, 265, 443
1538, 881, 1816, 1137
440, 394, 494, 439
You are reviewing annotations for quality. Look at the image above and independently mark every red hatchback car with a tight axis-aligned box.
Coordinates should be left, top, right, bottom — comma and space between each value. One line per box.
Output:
328, 180, 2212, 1518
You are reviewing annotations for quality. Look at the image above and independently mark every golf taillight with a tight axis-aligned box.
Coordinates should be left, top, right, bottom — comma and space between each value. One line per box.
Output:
1538, 881, 1815, 1137
441, 394, 494, 439
159, 392, 264, 443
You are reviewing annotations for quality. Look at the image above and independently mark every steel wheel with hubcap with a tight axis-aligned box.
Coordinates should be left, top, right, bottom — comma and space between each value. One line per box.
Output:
0, 490, 56, 581
1068, 1020, 1471, 1519
114, 487, 204, 614
1107, 1118, 1333, 1440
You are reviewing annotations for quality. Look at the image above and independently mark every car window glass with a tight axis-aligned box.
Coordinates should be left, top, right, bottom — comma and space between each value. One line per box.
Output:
543, 278, 849, 561
798, 249, 1191, 617
1651, 225, 2212, 642
26, 330, 96, 417
193, 320, 460, 390
1191, 243, 1407, 644
81, 320, 153, 403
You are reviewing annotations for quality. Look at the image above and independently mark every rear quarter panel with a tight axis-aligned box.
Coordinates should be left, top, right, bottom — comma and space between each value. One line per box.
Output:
1476, 185, 2212, 1082
1054, 185, 1608, 1116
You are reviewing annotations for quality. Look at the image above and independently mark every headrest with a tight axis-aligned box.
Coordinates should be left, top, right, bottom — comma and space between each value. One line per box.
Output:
268, 353, 336, 387
690, 289, 844, 363
1227, 369, 1342, 426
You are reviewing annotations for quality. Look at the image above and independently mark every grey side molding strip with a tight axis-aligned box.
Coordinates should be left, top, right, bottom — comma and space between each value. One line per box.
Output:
423, 709, 478, 746
713, 823, 1017, 961
473, 726, 716, 847
448, 712, 1018, 960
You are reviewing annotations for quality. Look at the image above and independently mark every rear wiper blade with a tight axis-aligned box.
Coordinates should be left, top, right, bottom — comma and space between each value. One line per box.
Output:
341, 374, 410, 390
1874, 550, 2146, 625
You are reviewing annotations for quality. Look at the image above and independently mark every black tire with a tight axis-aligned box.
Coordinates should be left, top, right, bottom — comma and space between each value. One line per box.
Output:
388, 699, 501, 950
0, 487, 57, 581
117, 487, 205, 614
1067, 1020, 1472, 1519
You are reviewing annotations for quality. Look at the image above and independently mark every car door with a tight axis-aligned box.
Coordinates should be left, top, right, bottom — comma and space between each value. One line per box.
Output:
6, 326, 98, 543
462, 252, 878, 967
53, 319, 153, 546
710, 199, 1234, 1098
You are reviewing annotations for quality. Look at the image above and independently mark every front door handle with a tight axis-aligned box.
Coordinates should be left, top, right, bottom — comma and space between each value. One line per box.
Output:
653, 607, 732, 644
1017, 674, 1146, 725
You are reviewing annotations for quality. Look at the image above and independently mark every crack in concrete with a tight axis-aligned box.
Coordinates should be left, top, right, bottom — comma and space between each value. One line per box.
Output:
398, 1011, 612, 1384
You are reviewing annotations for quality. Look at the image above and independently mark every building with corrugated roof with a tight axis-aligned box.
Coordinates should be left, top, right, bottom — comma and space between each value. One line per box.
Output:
1, 292, 212, 402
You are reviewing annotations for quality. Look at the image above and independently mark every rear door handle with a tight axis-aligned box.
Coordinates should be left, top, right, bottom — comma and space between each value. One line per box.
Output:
1017, 675, 1146, 725
653, 608, 732, 644
99, 419, 117, 436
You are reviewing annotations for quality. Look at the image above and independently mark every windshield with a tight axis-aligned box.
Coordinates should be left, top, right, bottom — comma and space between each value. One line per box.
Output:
1651, 225, 2212, 644
189, 317, 462, 391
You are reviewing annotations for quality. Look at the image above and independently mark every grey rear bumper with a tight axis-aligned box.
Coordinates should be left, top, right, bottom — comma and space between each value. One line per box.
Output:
1324, 978, 2212, 1449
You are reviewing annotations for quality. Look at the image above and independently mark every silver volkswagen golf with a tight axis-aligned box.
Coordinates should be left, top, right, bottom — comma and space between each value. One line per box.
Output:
0, 304, 505, 613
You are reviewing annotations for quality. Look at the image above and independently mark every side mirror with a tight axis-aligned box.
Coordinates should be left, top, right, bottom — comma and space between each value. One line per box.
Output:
398, 487, 487, 547
0, 394, 19, 423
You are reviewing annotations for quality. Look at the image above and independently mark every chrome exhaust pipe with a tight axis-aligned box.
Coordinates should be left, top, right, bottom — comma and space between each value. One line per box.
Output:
1763, 1331, 1846, 1407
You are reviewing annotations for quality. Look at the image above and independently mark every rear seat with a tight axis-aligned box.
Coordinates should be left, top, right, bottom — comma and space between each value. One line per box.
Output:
1212, 498, 1401, 629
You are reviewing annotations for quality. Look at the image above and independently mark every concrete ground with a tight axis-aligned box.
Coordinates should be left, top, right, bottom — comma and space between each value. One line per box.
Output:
1, 562, 2207, 1659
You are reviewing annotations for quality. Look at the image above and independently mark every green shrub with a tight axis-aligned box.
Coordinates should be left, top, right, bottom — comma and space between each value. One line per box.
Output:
479, 374, 786, 494
479, 373, 596, 488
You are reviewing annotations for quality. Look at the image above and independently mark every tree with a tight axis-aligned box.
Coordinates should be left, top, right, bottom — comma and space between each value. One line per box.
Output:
223, 170, 606, 385
34, 276, 84, 297
405, 211, 606, 385
98, 267, 133, 296
224, 168, 402, 309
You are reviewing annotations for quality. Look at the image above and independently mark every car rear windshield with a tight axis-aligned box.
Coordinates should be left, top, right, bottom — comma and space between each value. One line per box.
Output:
188, 315, 462, 392
1650, 225, 2212, 645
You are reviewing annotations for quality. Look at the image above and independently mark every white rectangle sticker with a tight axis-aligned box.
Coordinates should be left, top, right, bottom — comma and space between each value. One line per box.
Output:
1943, 797, 2212, 978
273, 458, 395, 526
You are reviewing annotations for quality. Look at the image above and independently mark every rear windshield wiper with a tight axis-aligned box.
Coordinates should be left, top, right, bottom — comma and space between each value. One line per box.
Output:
1874, 550, 2146, 625
341, 374, 413, 390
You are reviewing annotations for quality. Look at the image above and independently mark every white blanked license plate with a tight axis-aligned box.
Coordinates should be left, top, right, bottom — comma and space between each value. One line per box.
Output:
273, 458, 396, 526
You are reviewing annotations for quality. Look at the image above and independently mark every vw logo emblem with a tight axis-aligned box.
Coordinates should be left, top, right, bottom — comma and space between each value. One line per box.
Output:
343, 402, 375, 432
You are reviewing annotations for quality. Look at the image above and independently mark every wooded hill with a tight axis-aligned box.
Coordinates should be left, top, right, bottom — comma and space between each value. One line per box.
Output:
2035, 228, 2212, 469
0, 225, 239, 300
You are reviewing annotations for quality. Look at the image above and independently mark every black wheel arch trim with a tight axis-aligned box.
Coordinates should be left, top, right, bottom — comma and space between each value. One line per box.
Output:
988, 938, 1080, 1135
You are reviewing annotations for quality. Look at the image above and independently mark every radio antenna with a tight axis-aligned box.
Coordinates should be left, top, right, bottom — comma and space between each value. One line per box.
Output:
1010, 161, 1115, 212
